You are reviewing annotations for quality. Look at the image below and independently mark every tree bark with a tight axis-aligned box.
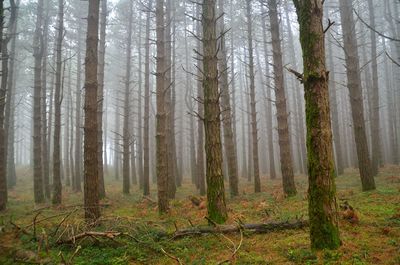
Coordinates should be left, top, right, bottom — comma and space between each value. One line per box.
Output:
366, 0, 381, 174
218, 0, 238, 197
4, 0, 18, 190
143, 0, 152, 196
32, 0, 45, 205
74, 24, 83, 192
122, 0, 134, 195
269, 0, 296, 196
156, 0, 169, 213
245, 0, 261, 193
84, 0, 101, 221
260, 2, 276, 180
52, 0, 64, 205
293, 0, 340, 250
338, 0, 376, 191
97, 0, 107, 199
202, 0, 228, 224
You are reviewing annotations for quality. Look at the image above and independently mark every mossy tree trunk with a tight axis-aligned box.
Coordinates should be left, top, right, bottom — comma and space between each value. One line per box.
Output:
269, 0, 296, 196
202, 0, 228, 224
338, 0, 376, 191
293, 0, 340, 250
83, 0, 101, 221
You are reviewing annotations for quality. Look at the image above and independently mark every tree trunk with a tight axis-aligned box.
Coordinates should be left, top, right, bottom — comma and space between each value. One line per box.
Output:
97, 0, 107, 199
32, 0, 45, 205
143, 0, 152, 196
74, 25, 83, 193
52, 0, 64, 205
156, 0, 169, 213
202, 0, 228, 224
218, 0, 239, 197
122, 0, 133, 195
338, 0, 376, 191
269, 0, 296, 196
83, 0, 101, 221
366, 0, 381, 173
283, 0, 307, 175
137, 9, 144, 190
293, 0, 340, 250
4, 0, 18, 190
327, 35, 344, 175
196, 3, 206, 196
260, 2, 276, 180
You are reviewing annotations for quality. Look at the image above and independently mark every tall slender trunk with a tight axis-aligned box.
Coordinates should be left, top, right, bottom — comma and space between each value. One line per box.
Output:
202, 0, 228, 224
366, 0, 381, 173
269, 0, 296, 196
293, 0, 340, 250
143, 0, 152, 196
64, 58, 72, 187
41, 0, 50, 198
52, 0, 64, 205
165, 0, 176, 199
97, 0, 107, 198
283, 0, 306, 174
84, 0, 101, 221
5, 0, 19, 190
183, 2, 197, 186
137, 10, 144, 189
122, 0, 133, 195
74, 26, 83, 192
339, 0, 375, 191
196, 3, 206, 196
327, 35, 344, 175
218, 0, 238, 197
156, 0, 169, 213
260, 2, 276, 180
32, 0, 45, 205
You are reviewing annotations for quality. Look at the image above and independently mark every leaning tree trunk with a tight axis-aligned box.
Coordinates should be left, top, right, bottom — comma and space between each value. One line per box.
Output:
156, 0, 169, 213
83, 0, 101, 221
218, 0, 239, 197
52, 0, 64, 205
97, 0, 107, 199
202, 0, 228, 224
269, 0, 296, 196
245, 0, 261, 193
293, 0, 340, 250
32, 0, 45, 205
143, 0, 152, 196
122, 0, 133, 195
339, 0, 375, 191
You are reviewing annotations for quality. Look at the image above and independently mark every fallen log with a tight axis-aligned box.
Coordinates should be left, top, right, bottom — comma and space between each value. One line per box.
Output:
57, 231, 124, 245
172, 220, 308, 239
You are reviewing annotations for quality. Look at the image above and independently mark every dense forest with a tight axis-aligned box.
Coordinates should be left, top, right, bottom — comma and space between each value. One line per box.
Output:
0, 0, 399, 264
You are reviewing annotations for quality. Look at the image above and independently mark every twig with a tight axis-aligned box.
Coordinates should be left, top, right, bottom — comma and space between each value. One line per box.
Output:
160, 248, 183, 265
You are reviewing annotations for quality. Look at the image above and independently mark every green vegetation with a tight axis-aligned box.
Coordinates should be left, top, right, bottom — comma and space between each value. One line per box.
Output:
0, 166, 399, 264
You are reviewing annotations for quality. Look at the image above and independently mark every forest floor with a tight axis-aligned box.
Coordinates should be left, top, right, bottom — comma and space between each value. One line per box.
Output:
0, 166, 399, 265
